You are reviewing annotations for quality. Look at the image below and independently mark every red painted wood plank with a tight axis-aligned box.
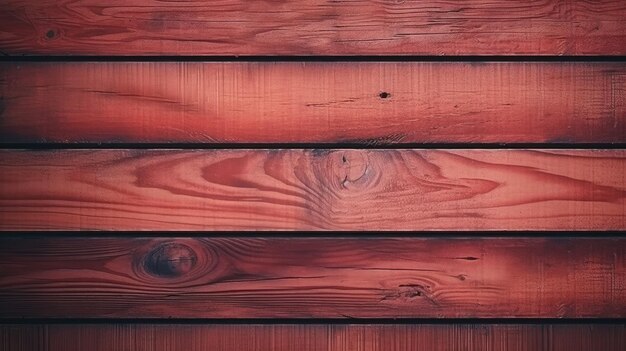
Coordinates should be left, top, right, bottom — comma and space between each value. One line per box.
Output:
1, 62, 624, 144
0, 1, 625, 55
0, 149, 624, 231
0, 237, 625, 318
2, 324, 626, 351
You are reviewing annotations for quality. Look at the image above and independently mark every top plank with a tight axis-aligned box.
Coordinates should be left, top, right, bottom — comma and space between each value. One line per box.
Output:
0, 0, 625, 56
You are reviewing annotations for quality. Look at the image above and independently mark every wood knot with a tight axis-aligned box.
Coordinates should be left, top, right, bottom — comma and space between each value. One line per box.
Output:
45, 29, 57, 40
398, 284, 426, 298
144, 242, 197, 278
337, 151, 369, 189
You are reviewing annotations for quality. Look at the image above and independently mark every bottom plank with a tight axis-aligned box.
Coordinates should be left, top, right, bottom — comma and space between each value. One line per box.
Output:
1, 237, 625, 318
2, 324, 625, 351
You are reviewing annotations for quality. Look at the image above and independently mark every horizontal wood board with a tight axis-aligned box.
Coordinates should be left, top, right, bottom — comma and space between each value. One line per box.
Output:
1, 237, 625, 318
1, 62, 625, 144
2, 324, 626, 351
0, 149, 624, 231
1, 1, 626, 55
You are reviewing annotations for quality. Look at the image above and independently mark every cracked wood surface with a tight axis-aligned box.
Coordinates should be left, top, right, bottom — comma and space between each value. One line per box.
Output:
1, 237, 625, 318
1, 62, 625, 144
2, 324, 626, 351
0, 149, 624, 231
1, 0, 625, 55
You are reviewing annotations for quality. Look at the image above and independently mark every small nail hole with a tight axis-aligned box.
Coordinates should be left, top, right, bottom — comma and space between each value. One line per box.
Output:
379, 92, 390, 99
45, 30, 55, 39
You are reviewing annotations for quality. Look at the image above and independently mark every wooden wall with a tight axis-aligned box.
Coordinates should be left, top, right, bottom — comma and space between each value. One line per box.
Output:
0, 0, 625, 350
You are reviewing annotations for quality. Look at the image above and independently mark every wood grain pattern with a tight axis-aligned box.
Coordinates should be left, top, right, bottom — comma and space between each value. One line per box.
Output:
0, 149, 624, 231
1, 0, 625, 55
0, 237, 625, 318
1, 62, 625, 144
2, 324, 626, 351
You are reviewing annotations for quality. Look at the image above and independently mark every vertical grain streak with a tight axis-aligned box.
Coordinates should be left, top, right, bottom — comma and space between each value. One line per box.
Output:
2, 324, 626, 351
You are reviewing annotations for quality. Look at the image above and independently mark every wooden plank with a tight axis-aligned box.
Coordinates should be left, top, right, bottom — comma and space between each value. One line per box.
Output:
0, 1, 625, 55
0, 149, 624, 231
2, 324, 626, 351
1, 62, 625, 144
0, 237, 625, 318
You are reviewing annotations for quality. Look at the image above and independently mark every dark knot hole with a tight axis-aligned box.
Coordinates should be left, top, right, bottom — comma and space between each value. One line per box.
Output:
144, 243, 197, 278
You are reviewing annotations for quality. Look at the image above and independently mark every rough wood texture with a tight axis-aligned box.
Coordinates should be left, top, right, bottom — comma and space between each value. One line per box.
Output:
1, 62, 625, 144
0, 149, 624, 231
0, 237, 625, 318
1, 0, 625, 55
2, 324, 626, 351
